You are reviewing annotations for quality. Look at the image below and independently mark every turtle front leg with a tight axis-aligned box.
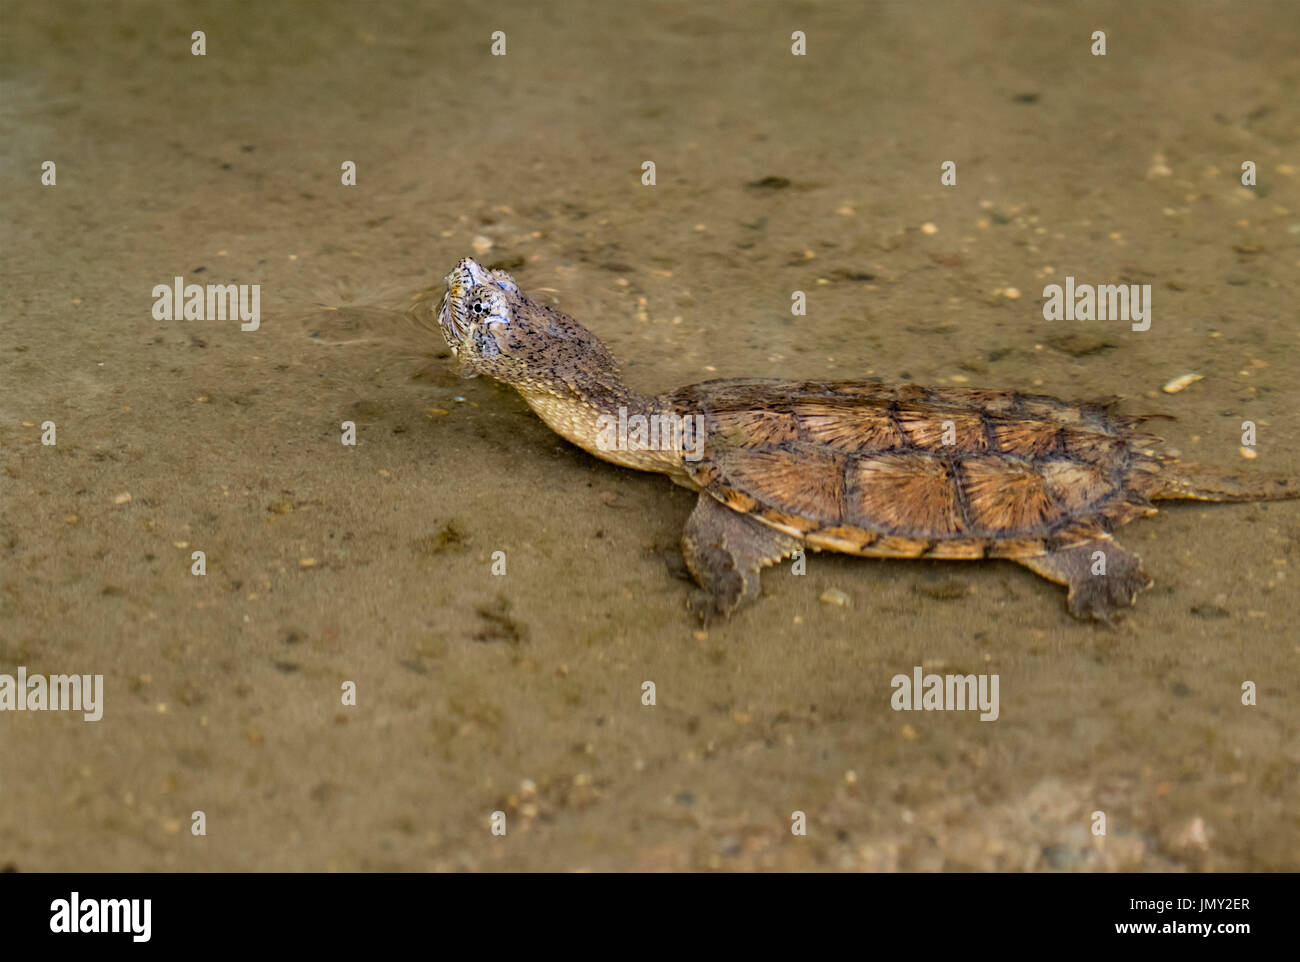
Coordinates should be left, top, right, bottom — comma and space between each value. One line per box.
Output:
1016, 538, 1153, 625
680, 493, 802, 624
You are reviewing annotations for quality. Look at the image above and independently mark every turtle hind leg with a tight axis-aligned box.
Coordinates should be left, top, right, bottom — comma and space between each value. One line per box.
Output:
1016, 538, 1153, 626
1149, 460, 1298, 502
681, 493, 801, 624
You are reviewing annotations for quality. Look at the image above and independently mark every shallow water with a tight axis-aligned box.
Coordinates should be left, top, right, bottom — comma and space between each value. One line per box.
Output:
2, 0, 1297, 870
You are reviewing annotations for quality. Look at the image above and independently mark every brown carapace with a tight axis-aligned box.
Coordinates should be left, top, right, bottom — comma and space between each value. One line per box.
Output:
435, 257, 1298, 625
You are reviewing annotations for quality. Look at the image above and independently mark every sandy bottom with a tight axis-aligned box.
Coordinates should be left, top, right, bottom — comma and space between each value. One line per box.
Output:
2, 0, 1297, 871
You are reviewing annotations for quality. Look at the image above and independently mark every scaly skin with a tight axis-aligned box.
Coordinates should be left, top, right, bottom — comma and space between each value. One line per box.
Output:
438, 258, 687, 478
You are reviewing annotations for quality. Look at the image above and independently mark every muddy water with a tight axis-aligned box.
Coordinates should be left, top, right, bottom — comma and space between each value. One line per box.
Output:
2, 1, 1297, 871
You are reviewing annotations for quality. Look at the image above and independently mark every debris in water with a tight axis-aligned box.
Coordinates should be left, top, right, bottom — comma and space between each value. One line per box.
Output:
1162, 373, 1203, 394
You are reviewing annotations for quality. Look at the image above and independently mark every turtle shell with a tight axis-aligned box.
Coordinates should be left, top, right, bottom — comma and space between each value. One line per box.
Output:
671, 379, 1168, 559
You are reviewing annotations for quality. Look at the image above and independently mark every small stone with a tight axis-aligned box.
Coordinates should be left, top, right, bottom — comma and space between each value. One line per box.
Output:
471, 235, 493, 255
113, 492, 132, 505
1174, 816, 1210, 851
1161, 373, 1203, 394
819, 587, 850, 606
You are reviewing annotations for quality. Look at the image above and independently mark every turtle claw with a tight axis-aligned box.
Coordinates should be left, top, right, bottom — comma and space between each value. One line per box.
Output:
687, 590, 728, 627
1017, 540, 1153, 626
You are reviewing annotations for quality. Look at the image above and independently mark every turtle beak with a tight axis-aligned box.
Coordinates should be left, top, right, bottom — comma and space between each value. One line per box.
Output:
438, 284, 466, 349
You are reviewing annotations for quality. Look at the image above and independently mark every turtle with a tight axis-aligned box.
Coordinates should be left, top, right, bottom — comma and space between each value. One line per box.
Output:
434, 257, 1298, 625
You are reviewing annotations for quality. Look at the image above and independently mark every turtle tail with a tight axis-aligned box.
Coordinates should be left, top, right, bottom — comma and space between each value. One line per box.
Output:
1150, 460, 1300, 502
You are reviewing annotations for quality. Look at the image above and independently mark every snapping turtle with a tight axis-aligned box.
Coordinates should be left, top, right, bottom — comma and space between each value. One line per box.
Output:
435, 257, 1297, 624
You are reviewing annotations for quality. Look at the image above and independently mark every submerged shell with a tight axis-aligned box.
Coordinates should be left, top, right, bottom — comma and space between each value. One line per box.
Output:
672, 379, 1168, 559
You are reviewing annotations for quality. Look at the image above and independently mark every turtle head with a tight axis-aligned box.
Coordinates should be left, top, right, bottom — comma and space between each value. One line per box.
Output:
437, 257, 520, 362
436, 257, 684, 474
436, 257, 620, 396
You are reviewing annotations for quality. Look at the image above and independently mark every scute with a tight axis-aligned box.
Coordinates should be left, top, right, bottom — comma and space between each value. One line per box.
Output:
991, 420, 1062, 458
848, 453, 965, 535
709, 444, 845, 522
896, 410, 988, 453
794, 402, 902, 451
961, 455, 1062, 530
672, 378, 1163, 559
709, 409, 800, 446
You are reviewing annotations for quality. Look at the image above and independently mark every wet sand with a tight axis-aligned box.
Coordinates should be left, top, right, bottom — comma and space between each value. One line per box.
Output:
1, 0, 1297, 870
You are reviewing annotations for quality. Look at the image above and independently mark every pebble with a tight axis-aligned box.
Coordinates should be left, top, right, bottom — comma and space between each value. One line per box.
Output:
1174, 816, 1210, 851
819, 587, 851, 606
1162, 373, 1203, 394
